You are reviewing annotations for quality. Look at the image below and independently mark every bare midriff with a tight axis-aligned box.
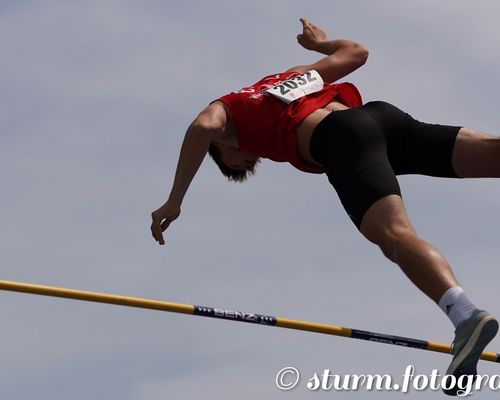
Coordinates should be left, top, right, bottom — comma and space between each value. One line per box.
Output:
296, 100, 350, 167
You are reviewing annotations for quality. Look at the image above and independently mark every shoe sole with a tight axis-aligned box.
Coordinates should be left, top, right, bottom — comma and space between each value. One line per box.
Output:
446, 315, 499, 377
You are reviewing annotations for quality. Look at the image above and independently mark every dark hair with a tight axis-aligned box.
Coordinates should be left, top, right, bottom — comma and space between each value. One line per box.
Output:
208, 143, 258, 182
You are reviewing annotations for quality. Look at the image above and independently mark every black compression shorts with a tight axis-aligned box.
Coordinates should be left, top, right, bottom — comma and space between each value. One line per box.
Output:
309, 101, 462, 229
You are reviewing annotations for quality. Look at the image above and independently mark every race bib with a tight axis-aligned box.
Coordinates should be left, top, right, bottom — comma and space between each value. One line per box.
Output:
265, 70, 324, 103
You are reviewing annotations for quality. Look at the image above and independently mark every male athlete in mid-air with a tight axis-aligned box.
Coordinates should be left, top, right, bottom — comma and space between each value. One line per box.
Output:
150, 18, 498, 395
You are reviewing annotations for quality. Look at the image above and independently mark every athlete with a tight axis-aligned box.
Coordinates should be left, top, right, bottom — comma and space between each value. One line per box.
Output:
150, 18, 498, 395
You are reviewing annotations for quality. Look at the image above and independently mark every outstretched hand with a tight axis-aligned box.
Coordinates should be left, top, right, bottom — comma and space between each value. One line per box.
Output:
150, 201, 181, 245
296, 17, 328, 50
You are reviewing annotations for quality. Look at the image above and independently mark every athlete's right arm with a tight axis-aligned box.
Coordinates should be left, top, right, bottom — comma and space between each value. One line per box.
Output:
287, 18, 369, 83
150, 102, 227, 245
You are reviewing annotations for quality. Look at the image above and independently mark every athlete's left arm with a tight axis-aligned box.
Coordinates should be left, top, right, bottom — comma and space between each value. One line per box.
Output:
287, 18, 368, 83
150, 102, 227, 245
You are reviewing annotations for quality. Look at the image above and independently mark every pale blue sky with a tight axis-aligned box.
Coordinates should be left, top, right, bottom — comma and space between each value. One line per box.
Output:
1, 1, 499, 398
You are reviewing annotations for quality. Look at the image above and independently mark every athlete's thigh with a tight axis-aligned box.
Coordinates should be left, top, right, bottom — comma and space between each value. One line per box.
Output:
388, 120, 461, 178
452, 127, 500, 178
362, 102, 462, 178
312, 107, 402, 230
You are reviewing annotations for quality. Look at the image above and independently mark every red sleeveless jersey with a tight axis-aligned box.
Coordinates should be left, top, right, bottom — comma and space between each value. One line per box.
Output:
216, 71, 362, 173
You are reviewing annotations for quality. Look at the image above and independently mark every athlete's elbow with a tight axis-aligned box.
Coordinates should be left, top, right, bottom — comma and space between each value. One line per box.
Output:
353, 43, 369, 66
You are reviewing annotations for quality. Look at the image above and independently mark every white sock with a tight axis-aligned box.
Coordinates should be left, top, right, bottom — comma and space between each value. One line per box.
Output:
438, 286, 479, 328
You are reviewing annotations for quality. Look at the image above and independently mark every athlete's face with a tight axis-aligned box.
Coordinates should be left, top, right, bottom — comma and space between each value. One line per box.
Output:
216, 143, 259, 171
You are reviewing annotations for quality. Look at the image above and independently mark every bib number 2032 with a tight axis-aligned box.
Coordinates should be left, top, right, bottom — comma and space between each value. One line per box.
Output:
265, 70, 324, 103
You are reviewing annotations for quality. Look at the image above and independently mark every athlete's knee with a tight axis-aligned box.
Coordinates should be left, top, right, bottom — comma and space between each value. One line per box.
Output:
360, 195, 409, 244
372, 224, 416, 262
360, 195, 440, 263
375, 226, 441, 265
452, 127, 500, 177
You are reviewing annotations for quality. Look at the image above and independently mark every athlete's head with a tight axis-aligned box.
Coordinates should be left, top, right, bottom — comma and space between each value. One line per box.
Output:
208, 142, 260, 182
